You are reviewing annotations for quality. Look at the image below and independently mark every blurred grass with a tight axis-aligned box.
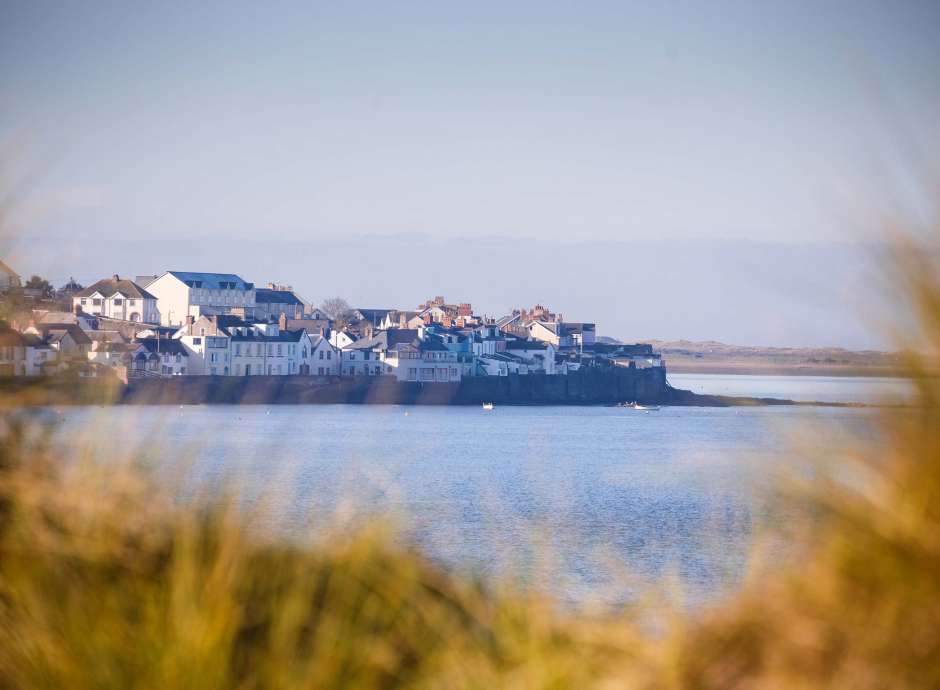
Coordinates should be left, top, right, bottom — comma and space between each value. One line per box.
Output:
1, 233, 939, 687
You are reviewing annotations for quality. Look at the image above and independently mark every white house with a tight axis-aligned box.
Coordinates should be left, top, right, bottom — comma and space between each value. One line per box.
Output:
342, 329, 462, 382
87, 341, 144, 370
309, 334, 340, 376
505, 339, 558, 374
329, 329, 356, 350
145, 271, 256, 326
175, 313, 319, 376
527, 321, 596, 350
137, 339, 189, 376
22, 334, 58, 376
73, 276, 160, 323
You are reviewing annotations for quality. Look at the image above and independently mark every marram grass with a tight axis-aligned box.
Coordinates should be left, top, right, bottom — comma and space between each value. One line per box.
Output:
1, 249, 939, 689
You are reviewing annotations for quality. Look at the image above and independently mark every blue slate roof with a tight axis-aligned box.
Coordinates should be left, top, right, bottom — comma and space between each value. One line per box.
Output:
167, 272, 254, 290
255, 288, 303, 305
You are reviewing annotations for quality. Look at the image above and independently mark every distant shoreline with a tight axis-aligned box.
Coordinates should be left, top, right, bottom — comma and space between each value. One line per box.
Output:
664, 360, 906, 378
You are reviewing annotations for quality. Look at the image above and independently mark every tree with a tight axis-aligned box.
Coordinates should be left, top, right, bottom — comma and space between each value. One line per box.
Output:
24, 275, 54, 299
319, 297, 354, 330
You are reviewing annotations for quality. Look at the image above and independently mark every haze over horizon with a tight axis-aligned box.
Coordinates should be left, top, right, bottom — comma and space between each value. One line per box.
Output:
2, 0, 939, 349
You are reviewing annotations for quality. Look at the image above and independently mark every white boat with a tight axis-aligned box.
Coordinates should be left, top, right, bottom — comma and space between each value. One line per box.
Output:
482, 402, 495, 411
621, 402, 660, 411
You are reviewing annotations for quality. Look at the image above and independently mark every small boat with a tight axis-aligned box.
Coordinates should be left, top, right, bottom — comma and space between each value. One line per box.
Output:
621, 402, 660, 411
482, 402, 495, 411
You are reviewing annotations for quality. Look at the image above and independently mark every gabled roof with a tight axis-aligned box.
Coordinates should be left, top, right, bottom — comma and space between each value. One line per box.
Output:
530, 321, 558, 334
347, 328, 421, 352
495, 313, 521, 328
33, 323, 92, 345
38, 312, 91, 326
506, 339, 548, 350
254, 288, 303, 305
354, 308, 394, 324
93, 342, 142, 354
560, 322, 596, 333
76, 277, 155, 300
212, 314, 250, 333
165, 271, 254, 290
137, 339, 188, 356
21, 333, 47, 347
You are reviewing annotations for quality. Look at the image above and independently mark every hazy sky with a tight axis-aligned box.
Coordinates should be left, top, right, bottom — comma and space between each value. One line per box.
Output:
1, 1, 938, 347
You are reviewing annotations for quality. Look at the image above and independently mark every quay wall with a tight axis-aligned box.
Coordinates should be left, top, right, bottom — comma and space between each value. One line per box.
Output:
118, 367, 670, 406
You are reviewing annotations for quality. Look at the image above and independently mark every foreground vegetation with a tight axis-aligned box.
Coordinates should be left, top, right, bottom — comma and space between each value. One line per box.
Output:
0, 245, 938, 689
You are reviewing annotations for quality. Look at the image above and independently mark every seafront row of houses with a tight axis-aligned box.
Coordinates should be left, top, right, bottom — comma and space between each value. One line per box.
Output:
0, 264, 663, 381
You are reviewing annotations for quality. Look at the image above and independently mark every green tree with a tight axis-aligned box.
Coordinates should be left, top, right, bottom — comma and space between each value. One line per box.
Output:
24, 275, 54, 299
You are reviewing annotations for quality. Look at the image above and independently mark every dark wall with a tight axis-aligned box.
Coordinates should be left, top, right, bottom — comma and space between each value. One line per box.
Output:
121, 367, 669, 406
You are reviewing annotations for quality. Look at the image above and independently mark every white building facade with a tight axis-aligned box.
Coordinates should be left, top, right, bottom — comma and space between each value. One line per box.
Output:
146, 271, 256, 326
74, 276, 160, 323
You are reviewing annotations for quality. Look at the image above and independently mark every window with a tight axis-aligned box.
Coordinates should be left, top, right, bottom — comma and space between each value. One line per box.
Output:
192, 337, 202, 345
127, 299, 136, 306
176, 354, 181, 363
318, 366, 324, 375
235, 344, 241, 356
420, 369, 433, 381
319, 351, 324, 360
327, 351, 331, 360
113, 298, 123, 305
80, 298, 87, 305
408, 368, 417, 381
93, 298, 102, 306
245, 364, 251, 375
277, 344, 282, 356
450, 368, 458, 378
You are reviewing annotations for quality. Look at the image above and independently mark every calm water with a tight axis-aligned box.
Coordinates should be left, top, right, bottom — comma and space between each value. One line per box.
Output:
51, 378, 882, 605
668, 372, 911, 404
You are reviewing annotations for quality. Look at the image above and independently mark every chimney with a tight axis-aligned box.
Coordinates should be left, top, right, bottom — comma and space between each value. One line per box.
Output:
278, 312, 287, 331
185, 315, 195, 326
113, 274, 120, 281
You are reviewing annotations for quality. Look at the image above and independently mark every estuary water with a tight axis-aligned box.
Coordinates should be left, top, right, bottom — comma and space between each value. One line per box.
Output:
51, 374, 889, 606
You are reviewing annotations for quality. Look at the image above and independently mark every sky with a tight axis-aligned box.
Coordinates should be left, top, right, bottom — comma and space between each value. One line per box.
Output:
1, 0, 938, 348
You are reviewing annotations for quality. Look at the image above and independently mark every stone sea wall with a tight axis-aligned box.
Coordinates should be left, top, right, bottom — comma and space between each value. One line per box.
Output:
119, 367, 670, 406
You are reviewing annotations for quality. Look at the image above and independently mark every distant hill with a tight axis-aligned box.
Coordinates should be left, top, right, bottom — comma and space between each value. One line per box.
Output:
634, 339, 905, 377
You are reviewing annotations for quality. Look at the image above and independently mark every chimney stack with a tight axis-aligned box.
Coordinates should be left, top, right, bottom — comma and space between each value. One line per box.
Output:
278, 312, 287, 331
113, 274, 120, 281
